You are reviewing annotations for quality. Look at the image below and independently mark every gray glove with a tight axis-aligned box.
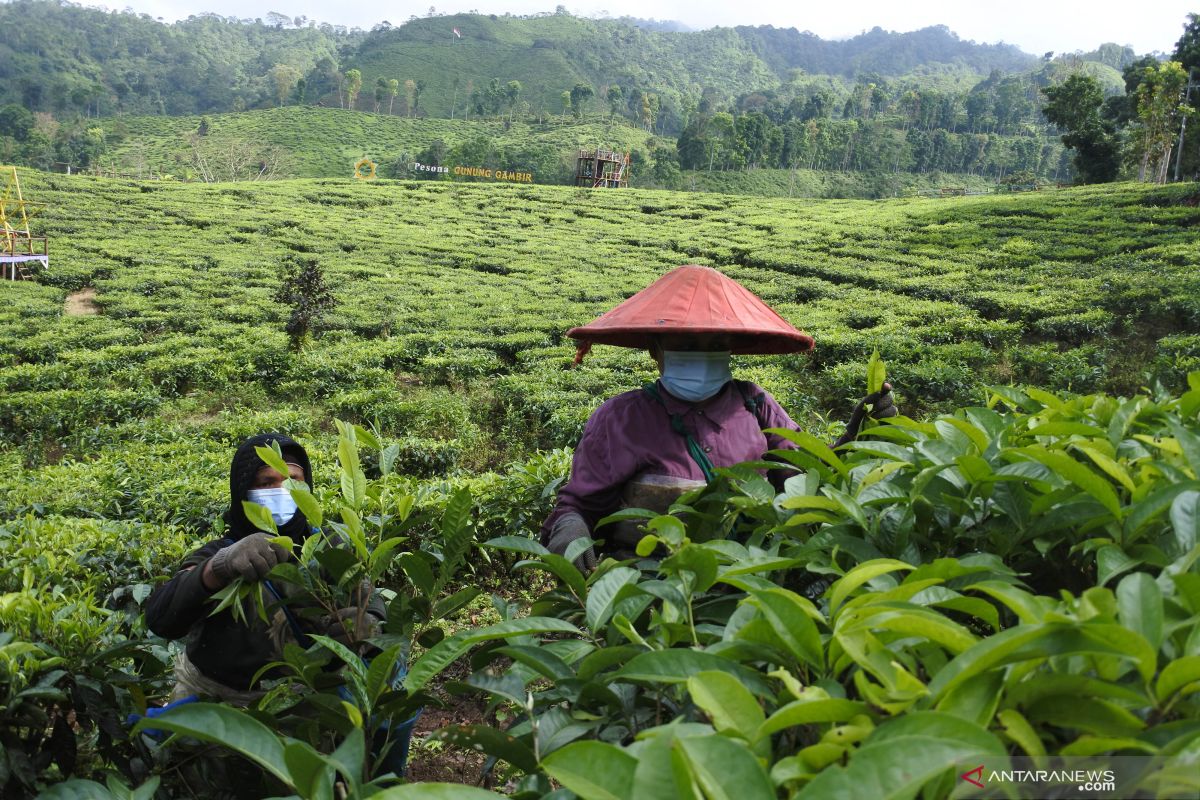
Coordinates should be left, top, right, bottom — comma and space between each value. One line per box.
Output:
545, 512, 598, 571
209, 533, 290, 585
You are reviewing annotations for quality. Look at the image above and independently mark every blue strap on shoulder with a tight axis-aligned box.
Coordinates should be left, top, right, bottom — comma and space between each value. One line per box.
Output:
229, 528, 319, 649
263, 579, 312, 649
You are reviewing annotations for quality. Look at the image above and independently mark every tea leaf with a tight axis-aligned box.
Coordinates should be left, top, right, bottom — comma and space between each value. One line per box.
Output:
254, 443, 290, 480
866, 348, 885, 396
241, 500, 278, 535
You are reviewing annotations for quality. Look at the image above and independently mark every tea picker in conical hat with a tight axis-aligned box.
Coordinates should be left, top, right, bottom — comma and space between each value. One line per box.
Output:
541, 265, 895, 568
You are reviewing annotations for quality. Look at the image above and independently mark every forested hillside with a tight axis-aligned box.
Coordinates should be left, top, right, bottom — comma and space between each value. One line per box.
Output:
735, 24, 1036, 78
0, 1, 1185, 190
0, 1, 356, 115
0, 2, 1047, 121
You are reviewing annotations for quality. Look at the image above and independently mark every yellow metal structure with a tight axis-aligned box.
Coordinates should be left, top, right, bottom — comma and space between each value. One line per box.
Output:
354, 158, 377, 180
1, 166, 49, 280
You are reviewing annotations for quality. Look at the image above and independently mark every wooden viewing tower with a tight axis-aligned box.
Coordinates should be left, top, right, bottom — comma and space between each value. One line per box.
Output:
575, 148, 630, 188
1, 167, 48, 280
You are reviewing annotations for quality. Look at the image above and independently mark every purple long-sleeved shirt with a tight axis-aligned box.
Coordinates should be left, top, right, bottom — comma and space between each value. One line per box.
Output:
542, 379, 799, 541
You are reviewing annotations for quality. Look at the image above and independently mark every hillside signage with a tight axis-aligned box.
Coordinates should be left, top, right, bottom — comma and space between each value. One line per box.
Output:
412, 161, 534, 183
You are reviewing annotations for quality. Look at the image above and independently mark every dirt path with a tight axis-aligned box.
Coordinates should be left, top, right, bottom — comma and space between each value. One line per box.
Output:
64, 287, 98, 316
404, 699, 492, 784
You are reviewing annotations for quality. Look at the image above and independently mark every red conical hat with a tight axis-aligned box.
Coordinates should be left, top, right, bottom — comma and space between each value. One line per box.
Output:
568, 265, 814, 361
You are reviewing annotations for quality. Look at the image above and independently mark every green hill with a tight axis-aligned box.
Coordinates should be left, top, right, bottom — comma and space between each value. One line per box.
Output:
0, 0, 352, 115
344, 13, 781, 121
0, 2, 1167, 189
0, 1, 1045, 122
334, 15, 1044, 128
734, 24, 1035, 78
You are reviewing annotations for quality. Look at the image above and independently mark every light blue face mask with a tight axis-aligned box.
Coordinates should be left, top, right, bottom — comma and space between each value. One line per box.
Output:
247, 488, 298, 526
660, 350, 732, 403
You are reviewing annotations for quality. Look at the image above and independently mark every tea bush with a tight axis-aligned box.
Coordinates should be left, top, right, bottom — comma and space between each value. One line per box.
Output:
72, 380, 1196, 799
401, 378, 1200, 798
0, 388, 163, 453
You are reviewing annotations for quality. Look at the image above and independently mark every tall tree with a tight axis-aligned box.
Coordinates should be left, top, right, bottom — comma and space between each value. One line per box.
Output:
414, 79, 426, 115
569, 83, 593, 120
1042, 73, 1120, 183
1175, 12, 1200, 68
0, 104, 33, 141
269, 64, 301, 107
1104, 56, 1160, 127
387, 79, 399, 115
709, 111, 734, 170
640, 93, 659, 131
606, 85, 624, 123
315, 58, 343, 109
373, 77, 387, 113
404, 79, 416, 117
1131, 61, 1192, 182
505, 80, 522, 121
675, 118, 707, 169
649, 94, 663, 133
1171, 13, 1200, 179
800, 91, 834, 122
344, 69, 362, 110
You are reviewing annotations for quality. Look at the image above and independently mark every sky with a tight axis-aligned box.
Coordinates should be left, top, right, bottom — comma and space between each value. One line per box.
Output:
96, 0, 1194, 56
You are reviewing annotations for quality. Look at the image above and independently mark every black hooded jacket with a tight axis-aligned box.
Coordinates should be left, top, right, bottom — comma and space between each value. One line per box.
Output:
144, 433, 321, 690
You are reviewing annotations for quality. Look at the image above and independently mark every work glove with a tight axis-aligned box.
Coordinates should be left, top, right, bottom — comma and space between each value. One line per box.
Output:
322, 607, 382, 649
209, 533, 290, 585
835, 383, 898, 447
545, 511, 598, 572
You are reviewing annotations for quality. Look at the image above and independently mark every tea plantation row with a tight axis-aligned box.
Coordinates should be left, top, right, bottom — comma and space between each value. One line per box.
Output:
2, 173, 1198, 525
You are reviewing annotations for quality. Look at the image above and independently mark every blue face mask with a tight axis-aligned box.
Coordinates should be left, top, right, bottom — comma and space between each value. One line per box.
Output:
660, 350, 732, 403
247, 488, 298, 526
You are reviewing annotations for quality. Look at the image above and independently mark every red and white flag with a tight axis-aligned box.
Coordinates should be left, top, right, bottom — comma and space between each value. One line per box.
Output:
452, 27, 461, 37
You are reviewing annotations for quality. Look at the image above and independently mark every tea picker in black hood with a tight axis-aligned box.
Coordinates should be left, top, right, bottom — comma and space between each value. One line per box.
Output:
145, 433, 384, 703
223, 431, 316, 543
